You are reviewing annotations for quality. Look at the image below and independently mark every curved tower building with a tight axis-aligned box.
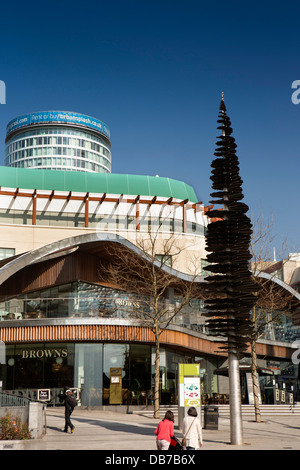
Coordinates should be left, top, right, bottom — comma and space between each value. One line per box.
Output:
5, 111, 111, 173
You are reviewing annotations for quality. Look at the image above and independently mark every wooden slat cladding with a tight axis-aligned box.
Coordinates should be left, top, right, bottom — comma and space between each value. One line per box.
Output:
0, 323, 221, 354
0, 252, 99, 296
0, 323, 292, 359
0, 324, 149, 343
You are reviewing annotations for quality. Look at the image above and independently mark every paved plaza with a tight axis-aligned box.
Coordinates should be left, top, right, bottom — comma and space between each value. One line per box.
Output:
3, 407, 300, 452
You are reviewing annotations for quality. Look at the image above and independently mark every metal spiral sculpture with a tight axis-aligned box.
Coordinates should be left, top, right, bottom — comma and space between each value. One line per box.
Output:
204, 94, 260, 354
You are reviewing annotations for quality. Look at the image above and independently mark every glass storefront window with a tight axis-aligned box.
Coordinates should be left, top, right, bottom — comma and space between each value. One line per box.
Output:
75, 343, 103, 406
0, 341, 228, 406
103, 344, 129, 405
2, 280, 299, 344
0, 282, 207, 332
129, 345, 151, 396
203, 357, 218, 396
3, 342, 74, 391
164, 349, 194, 405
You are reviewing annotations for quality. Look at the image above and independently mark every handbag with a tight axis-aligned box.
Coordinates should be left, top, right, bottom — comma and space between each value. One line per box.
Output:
182, 417, 196, 447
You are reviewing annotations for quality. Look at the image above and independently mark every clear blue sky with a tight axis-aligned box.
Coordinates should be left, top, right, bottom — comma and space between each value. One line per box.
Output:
0, 0, 299, 257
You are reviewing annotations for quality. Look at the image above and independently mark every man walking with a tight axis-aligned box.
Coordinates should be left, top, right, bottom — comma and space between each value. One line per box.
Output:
62, 387, 76, 433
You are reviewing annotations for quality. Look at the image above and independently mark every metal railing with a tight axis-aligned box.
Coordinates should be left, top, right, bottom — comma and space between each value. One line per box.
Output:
0, 391, 32, 407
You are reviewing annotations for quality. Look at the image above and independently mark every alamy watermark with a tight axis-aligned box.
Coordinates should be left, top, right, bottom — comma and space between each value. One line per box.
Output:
0, 80, 6, 104
291, 80, 300, 104
291, 340, 300, 364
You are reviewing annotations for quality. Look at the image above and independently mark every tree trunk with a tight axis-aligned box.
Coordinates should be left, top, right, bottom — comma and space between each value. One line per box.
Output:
251, 339, 262, 423
154, 326, 160, 419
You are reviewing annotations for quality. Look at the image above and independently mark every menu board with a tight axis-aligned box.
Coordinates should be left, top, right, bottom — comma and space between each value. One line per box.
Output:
38, 389, 51, 401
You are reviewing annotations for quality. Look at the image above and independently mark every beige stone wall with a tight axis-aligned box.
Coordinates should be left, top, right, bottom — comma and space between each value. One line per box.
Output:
0, 223, 207, 276
251, 255, 300, 290
283, 256, 300, 287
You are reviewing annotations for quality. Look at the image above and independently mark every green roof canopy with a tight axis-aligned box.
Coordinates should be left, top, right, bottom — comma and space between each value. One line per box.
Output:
0, 167, 198, 202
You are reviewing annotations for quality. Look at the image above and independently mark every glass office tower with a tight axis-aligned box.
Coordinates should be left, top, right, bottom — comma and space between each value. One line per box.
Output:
5, 111, 111, 173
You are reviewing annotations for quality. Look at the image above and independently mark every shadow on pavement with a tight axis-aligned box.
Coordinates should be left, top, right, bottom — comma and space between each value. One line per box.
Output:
48, 412, 158, 437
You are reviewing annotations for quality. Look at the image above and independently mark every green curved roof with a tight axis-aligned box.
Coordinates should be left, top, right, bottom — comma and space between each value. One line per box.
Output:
0, 167, 198, 202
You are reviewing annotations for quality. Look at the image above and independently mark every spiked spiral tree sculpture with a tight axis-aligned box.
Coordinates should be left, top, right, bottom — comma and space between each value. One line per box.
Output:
204, 95, 259, 445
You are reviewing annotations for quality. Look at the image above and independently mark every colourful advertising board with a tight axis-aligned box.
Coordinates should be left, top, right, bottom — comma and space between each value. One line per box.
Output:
178, 364, 201, 408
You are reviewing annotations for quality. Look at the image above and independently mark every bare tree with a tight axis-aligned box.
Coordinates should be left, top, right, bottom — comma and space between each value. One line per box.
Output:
250, 278, 295, 422
98, 230, 203, 418
250, 211, 295, 422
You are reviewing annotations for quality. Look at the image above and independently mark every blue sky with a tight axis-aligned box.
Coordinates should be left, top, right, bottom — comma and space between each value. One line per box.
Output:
0, 0, 299, 257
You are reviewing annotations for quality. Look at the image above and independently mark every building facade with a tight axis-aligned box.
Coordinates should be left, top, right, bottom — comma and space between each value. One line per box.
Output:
0, 113, 300, 409
0, 166, 211, 406
5, 111, 111, 173
255, 254, 300, 294
0, 166, 299, 408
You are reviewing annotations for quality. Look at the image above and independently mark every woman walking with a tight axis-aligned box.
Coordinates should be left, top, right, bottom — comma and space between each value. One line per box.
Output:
182, 407, 203, 450
154, 410, 175, 450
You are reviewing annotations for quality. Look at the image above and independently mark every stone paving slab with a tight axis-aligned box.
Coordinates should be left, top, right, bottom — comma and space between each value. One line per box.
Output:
3, 407, 300, 452
26, 408, 300, 450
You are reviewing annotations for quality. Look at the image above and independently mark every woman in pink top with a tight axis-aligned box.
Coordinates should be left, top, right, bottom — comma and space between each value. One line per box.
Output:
154, 410, 175, 450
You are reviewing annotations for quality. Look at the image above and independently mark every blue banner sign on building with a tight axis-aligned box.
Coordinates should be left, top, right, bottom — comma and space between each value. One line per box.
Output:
6, 111, 110, 139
